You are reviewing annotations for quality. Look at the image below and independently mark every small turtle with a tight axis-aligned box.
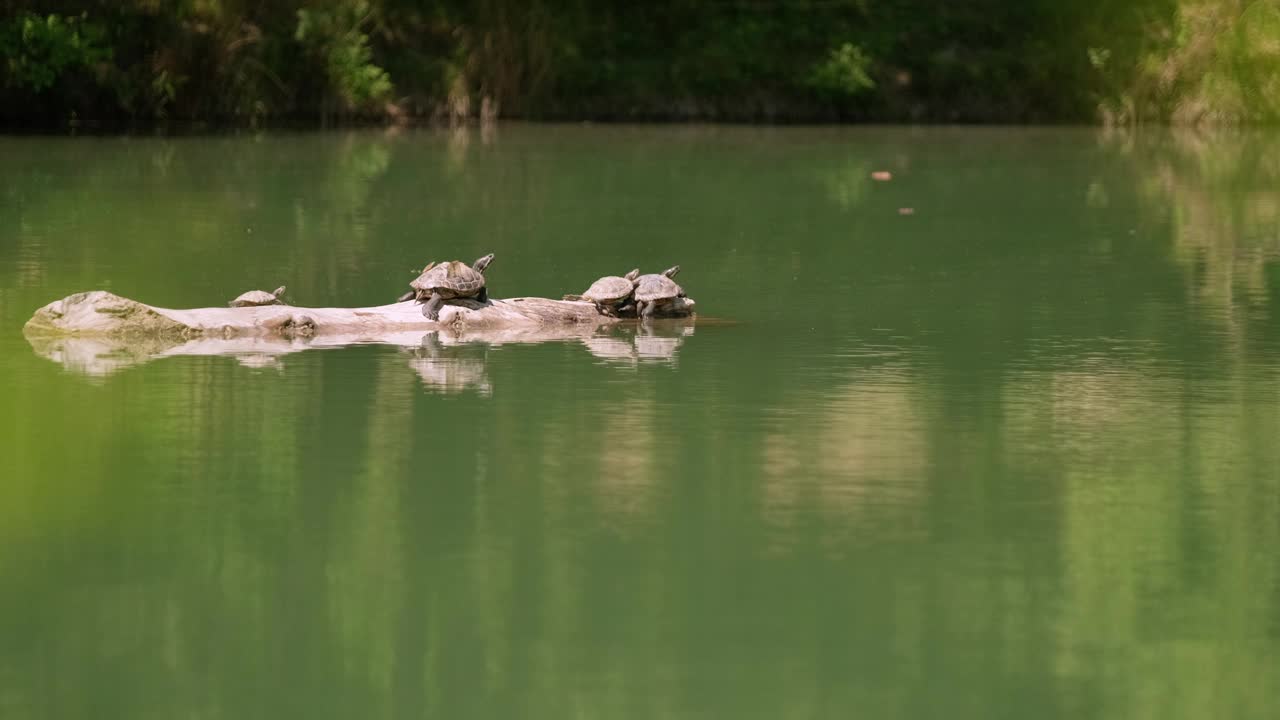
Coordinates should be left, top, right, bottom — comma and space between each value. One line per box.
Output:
397, 262, 436, 303
411, 253, 495, 320
633, 265, 683, 318
229, 286, 287, 307
578, 268, 639, 316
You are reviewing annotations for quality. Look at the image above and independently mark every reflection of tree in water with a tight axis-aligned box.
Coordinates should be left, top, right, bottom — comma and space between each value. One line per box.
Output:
0, 132, 396, 311
1121, 130, 1280, 323
590, 398, 661, 529
1001, 355, 1280, 718
311, 134, 393, 275
759, 369, 928, 553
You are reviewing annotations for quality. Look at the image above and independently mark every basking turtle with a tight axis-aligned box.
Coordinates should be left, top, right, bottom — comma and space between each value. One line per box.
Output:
633, 265, 683, 318
411, 253, 495, 320
578, 268, 639, 316
397, 262, 436, 303
229, 286, 287, 307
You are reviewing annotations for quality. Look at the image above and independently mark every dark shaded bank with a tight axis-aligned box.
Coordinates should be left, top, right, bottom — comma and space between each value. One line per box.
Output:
2, 1, 1278, 130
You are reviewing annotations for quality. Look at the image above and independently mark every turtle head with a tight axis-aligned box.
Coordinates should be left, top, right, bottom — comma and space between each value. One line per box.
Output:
624, 268, 640, 282
420, 261, 436, 274
472, 253, 496, 273
661, 265, 680, 278
272, 286, 287, 297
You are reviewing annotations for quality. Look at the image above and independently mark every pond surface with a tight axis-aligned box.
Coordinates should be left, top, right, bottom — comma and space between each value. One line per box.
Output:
2, 125, 1279, 719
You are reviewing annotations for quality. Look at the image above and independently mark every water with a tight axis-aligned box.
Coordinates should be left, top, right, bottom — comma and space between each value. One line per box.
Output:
2, 125, 1279, 718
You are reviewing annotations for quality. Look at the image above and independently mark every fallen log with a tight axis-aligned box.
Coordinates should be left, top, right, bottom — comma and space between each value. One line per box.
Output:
23, 290, 696, 339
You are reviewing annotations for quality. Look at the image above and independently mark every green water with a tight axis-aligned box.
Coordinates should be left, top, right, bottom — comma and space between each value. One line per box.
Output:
2, 126, 1279, 718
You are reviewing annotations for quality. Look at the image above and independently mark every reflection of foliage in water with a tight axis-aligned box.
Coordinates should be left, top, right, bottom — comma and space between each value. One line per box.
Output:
818, 158, 873, 211
1003, 357, 1280, 718
1113, 130, 1280, 333
0, 132, 395, 313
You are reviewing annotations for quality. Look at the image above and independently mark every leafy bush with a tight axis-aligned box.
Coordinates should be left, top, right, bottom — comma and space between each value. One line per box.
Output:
808, 43, 875, 98
296, 2, 392, 113
0, 12, 111, 92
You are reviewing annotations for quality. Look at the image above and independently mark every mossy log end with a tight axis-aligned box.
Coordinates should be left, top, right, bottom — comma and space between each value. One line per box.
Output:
23, 291, 696, 339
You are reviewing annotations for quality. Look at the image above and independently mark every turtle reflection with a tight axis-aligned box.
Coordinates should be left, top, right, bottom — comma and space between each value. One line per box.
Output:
580, 321, 695, 367
406, 332, 493, 395
235, 353, 283, 371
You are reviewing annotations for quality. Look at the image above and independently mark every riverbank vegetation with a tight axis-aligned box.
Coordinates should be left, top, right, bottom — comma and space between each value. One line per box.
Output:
2, 1, 1279, 129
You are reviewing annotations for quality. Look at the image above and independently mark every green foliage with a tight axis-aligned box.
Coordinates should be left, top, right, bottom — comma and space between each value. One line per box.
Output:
0, 12, 111, 92
807, 43, 875, 98
296, 2, 392, 112
0, 0, 1278, 127
1087, 47, 1111, 70
1097, 0, 1280, 126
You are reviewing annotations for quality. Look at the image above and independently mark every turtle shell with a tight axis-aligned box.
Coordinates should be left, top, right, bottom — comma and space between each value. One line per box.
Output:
410, 260, 486, 299
582, 271, 638, 304
229, 287, 285, 307
633, 273, 683, 303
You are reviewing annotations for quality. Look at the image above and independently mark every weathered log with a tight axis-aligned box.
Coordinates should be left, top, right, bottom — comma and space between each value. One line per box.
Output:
23, 290, 696, 339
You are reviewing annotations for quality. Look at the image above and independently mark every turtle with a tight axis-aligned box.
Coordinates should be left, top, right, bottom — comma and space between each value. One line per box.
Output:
577, 268, 640, 316
410, 253, 495, 320
229, 286, 287, 307
397, 262, 436, 303
633, 265, 684, 318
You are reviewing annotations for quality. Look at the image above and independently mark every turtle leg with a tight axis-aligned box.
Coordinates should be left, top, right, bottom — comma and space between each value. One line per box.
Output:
422, 292, 444, 321
640, 300, 656, 318
476, 287, 489, 304
397, 290, 415, 303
